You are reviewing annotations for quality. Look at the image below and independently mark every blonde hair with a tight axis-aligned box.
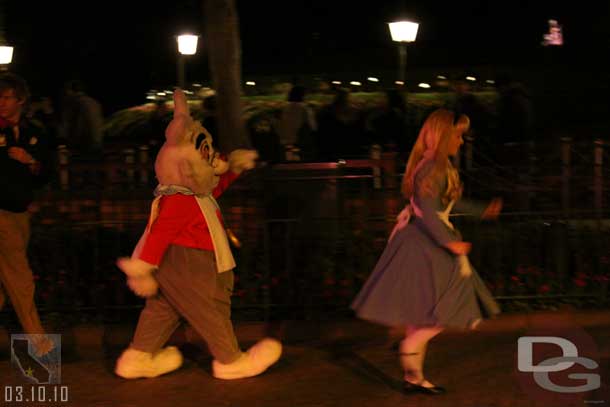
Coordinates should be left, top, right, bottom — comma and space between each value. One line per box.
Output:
401, 109, 470, 205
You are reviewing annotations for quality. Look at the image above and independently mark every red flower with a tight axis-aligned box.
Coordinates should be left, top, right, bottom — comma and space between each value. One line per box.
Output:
528, 266, 542, 276
573, 279, 587, 287
538, 284, 551, 294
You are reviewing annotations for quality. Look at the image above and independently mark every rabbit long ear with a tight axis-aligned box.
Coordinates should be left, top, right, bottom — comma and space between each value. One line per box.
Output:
173, 88, 190, 117
164, 89, 191, 144
165, 115, 187, 144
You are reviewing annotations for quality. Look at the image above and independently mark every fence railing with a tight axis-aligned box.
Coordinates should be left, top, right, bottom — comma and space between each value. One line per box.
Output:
9, 155, 607, 324
54, 137, 609, 204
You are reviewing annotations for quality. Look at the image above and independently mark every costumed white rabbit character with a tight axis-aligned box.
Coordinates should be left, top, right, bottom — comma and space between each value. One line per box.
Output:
114, 89, 281, 380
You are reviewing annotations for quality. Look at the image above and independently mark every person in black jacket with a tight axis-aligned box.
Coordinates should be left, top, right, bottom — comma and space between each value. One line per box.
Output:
0, 73, 53, 356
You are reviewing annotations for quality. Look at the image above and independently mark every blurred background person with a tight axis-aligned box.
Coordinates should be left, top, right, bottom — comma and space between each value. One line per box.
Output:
201, 93, 220, 151
27, 95, 59, 146
60, 79, 104, 159
366, 88, 413, 159
494, 73, 534, 146
0, 73, 54, 356
446, 75, 493, 161
277, 85, 317, 161
316, 88, 365, 161
146, 99, 170, 160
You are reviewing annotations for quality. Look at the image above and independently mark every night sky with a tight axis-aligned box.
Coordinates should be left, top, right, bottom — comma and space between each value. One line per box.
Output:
4, 1, 610, 114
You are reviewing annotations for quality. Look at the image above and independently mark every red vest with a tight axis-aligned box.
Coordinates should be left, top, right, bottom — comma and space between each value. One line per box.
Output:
139, 171, 238, 265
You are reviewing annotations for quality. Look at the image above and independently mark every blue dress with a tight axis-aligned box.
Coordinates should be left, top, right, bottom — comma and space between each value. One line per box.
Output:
351, 161, 500, 329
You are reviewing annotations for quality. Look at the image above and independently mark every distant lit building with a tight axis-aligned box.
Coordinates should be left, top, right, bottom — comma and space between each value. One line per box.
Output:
542, 19, 563, 46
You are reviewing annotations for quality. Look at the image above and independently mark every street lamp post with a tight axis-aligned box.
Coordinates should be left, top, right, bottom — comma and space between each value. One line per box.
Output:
388, 21, 419, 84
176, 34, 199, 88
0, 0, 13, 69
0, 45, 12, 66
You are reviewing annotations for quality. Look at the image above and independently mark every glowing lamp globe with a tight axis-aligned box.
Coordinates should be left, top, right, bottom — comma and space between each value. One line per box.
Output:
0, 46, 13, 64
177, 35, 198, 55
388, 21, 419, 43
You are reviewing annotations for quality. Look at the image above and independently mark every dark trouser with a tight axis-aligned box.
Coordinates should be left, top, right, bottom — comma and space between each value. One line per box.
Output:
0, 209, 46, 335
131, 245, 241, 364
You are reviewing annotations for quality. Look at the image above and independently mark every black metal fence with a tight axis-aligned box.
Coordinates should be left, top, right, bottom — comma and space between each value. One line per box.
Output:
11, 149, 609, 324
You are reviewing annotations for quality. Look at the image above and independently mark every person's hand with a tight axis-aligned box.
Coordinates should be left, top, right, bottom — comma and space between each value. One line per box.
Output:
457, 256, 473, 278
446, 241, 472, 255
228, 149, 259, 174
116, 257, 159, 298
8, 147, 34, 165
482, 198, 503, 220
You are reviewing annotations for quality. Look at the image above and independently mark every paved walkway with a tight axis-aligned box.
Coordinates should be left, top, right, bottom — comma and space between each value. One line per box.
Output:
1, 309, 609, 406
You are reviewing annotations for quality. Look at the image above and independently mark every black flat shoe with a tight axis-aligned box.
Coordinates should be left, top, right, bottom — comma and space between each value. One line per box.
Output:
403, 380, 446, 395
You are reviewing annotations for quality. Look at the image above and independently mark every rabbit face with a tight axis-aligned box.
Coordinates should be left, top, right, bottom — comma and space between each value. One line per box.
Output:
154, 89, 229, 195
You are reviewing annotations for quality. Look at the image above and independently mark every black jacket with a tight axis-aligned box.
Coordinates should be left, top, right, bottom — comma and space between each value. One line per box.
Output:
0, 118, 52, 213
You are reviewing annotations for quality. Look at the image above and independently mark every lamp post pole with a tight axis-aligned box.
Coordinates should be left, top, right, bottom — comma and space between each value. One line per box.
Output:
0, 0, 14, 70
398, 42, 407, 83
388, 20, 419, 85
177, 54, 185, 88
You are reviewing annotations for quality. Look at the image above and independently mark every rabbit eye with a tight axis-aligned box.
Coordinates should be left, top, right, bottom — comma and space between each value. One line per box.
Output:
195, 133, 206, 150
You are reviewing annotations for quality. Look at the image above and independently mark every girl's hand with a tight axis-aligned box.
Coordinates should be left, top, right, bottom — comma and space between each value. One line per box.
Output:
482, 198, 503, 220
8, 147, 34, 164
458, 256, 473, 278
445, 241, 472, 255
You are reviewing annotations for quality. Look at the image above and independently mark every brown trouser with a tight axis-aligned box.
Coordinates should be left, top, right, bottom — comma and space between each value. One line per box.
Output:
131, 245, 241, 364
0, 209, 46, 335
